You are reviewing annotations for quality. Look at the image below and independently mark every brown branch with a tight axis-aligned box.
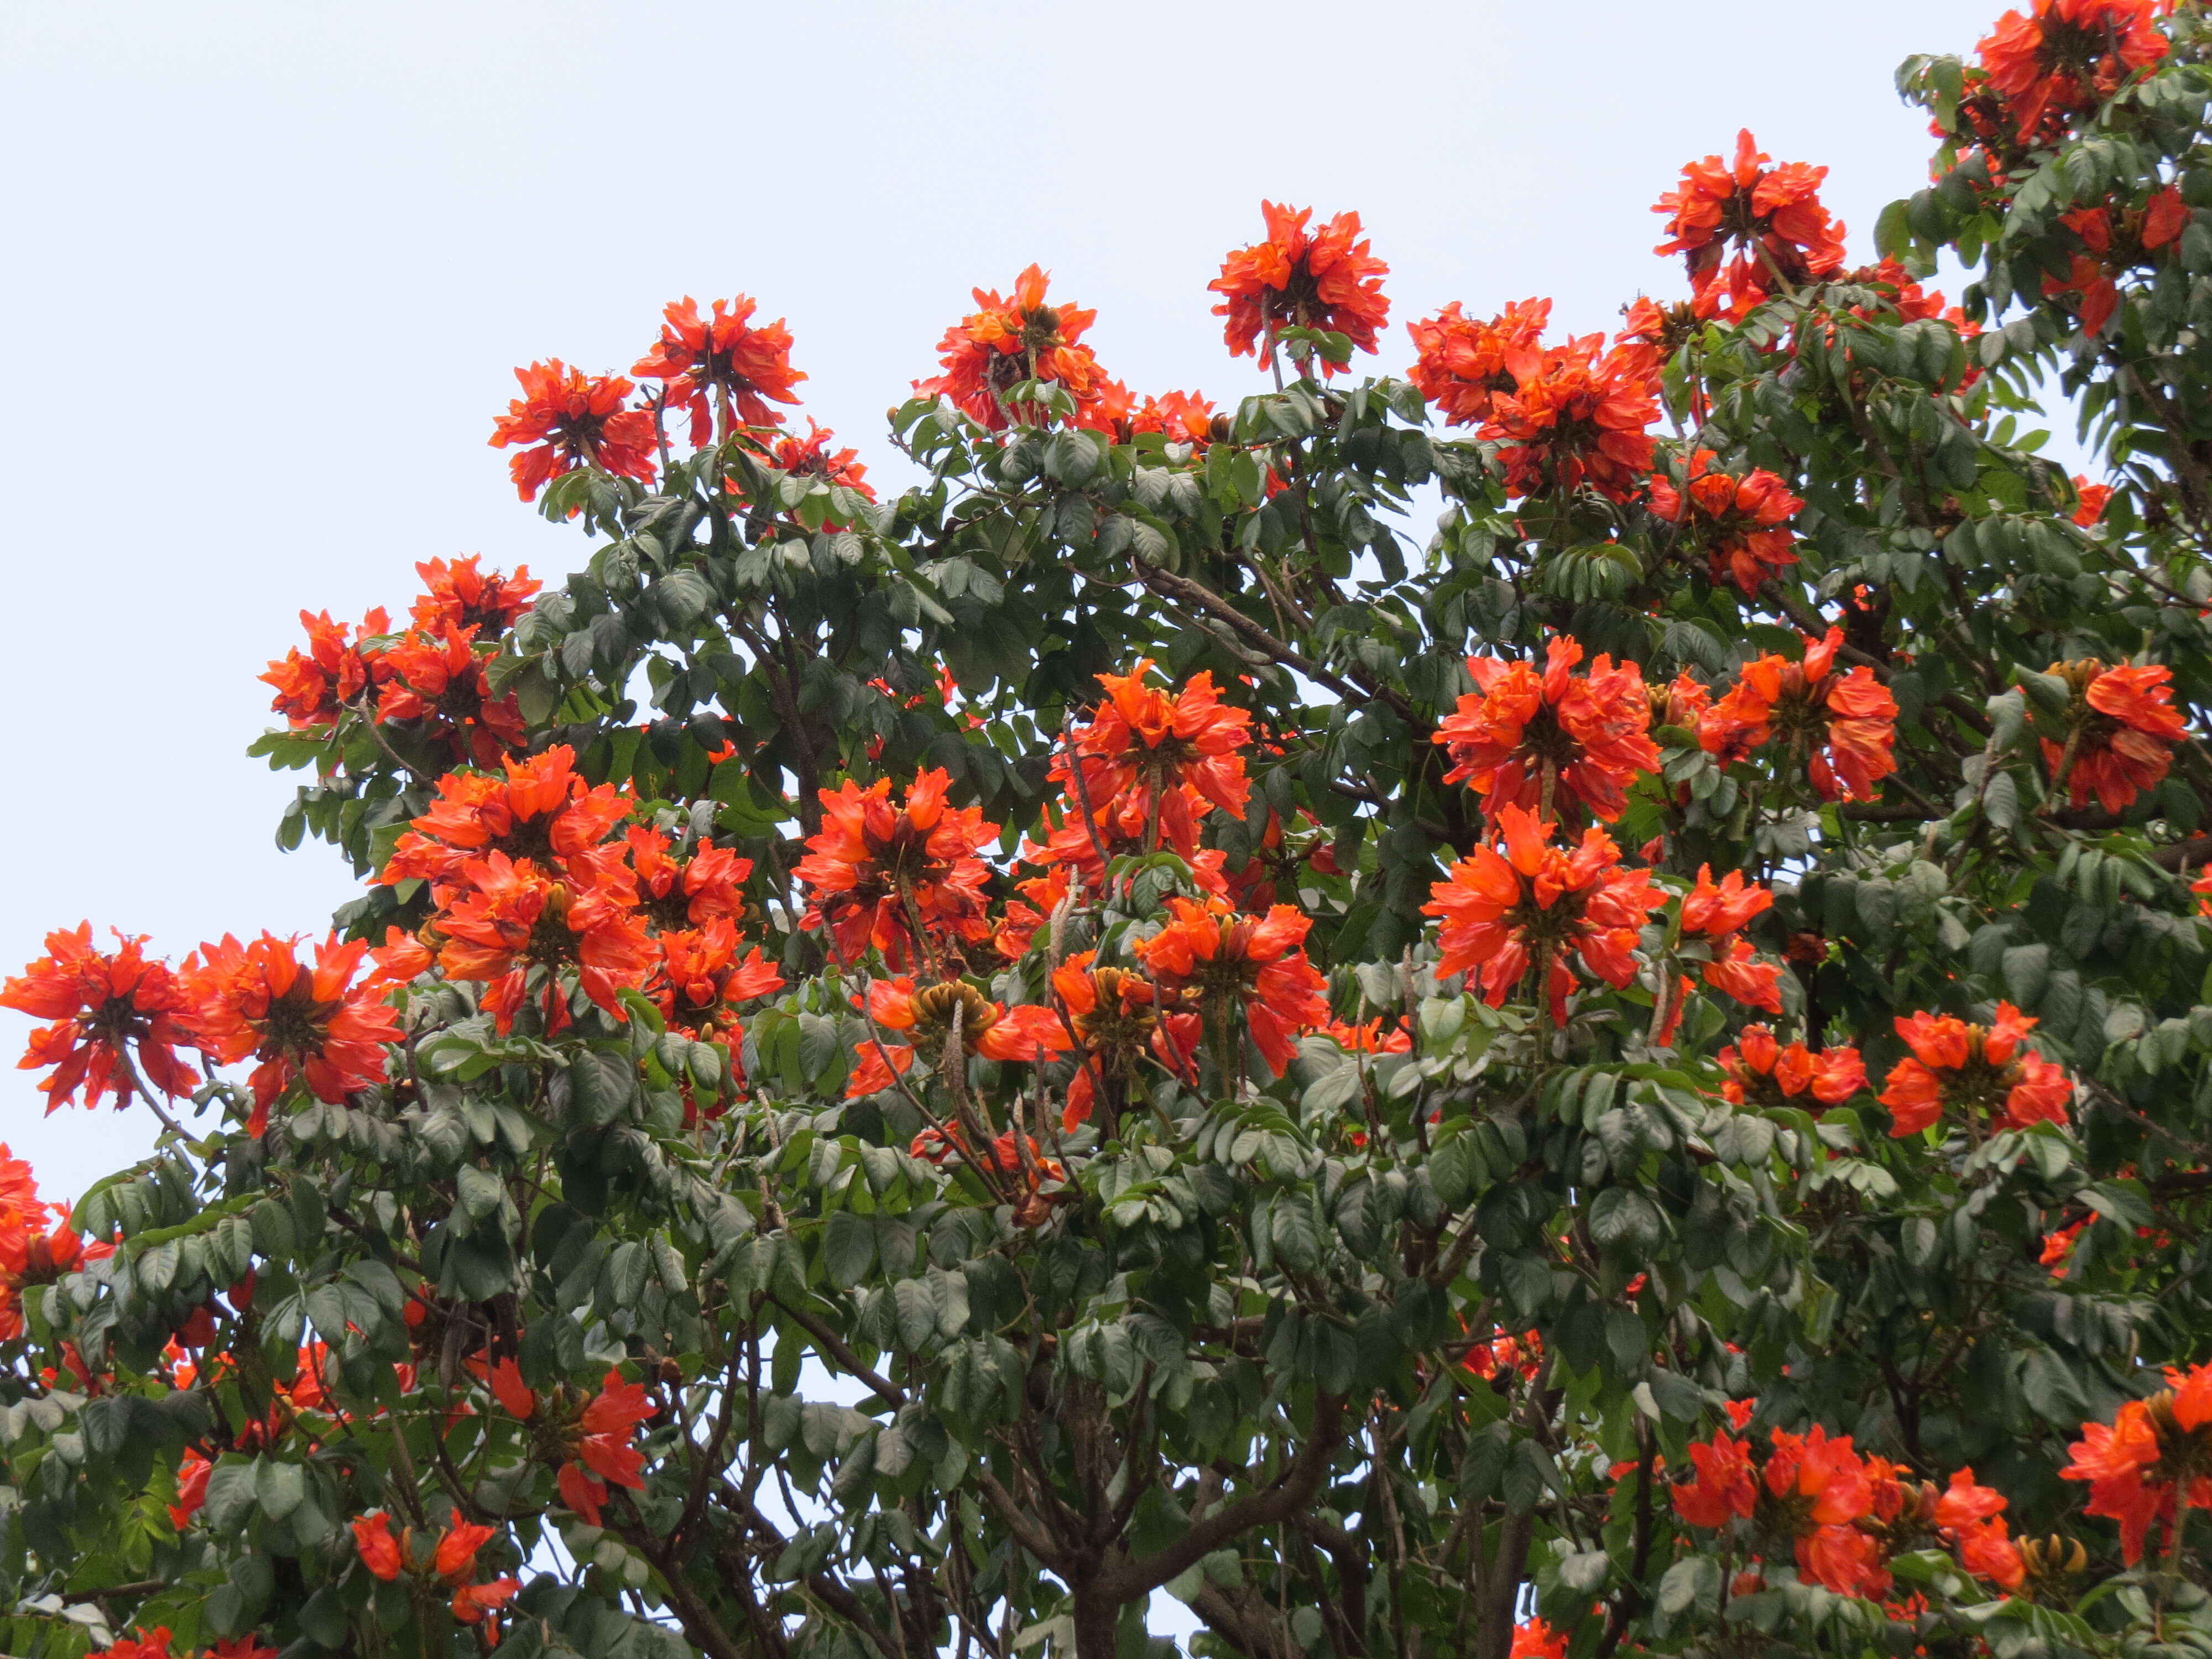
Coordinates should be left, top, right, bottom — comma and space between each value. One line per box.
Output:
1131, 557, 1417, 722
975, 1467, 1076, 1573
1091, 1393, 1345, 1601
769, 1296, 906, 1407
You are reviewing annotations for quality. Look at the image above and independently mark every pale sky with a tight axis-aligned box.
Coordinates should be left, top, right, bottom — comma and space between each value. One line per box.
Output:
2, 0, 2022, 1201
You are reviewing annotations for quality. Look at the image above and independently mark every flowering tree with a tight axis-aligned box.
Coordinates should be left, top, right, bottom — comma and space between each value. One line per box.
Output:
7, 4, 2212, 1658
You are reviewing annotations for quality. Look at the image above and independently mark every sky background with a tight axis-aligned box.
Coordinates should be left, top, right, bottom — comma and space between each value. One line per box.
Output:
0, 0, 2032, 1199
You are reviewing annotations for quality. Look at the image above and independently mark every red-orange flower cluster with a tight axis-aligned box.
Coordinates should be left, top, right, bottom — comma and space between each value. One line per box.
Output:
2061, 1360, 2212, 1563
793, 768, 998, 971
1481, 333, 1660, 502
1078, 383, 1219, 448
847, 977, 1066, 1099
351, 1510, 520, 1627
1648, 450, 1804, 594
1698, 629, 1898, 801
1718, 1025, 1865, 1109
1131, 898, 1328, 1077
410, 555, 540, 637
1405, 298, 1551, 426
1211, 201, 1390, 374
1654, 131, 1849, 319
765, 418, 875, 503
558, 1369, 655, 1526
1879, 1002, 2073, 1135
489, 359, 658, 502
1051, 952, 1195, 1131
1434, 637, 1660, 825
1978, 0, 2168, 139
1, 925, 200, 1111
2042, 658, 2188, 813
1042, 660, 1255, 879
373, 624, 529, 769
632, 294, 804, 445
260, 607, 390, 731
1681, 866, 1782, 1015
1673, 1417, 2022, 1598
182, 933, 402, 1137
917, 264, 1106, 430
1424, 805, 1664, 1024
0, 1149, 100, 1340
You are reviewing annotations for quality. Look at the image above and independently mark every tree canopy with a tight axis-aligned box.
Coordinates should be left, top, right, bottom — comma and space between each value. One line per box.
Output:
5, 4, 2212, 1658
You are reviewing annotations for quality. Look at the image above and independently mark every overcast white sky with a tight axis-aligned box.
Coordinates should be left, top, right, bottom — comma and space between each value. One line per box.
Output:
2, 0, 2022, 1202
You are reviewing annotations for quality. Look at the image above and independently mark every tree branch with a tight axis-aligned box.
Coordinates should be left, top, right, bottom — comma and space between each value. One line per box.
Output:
1131, 558, 1417, 722
1092, 1394, 1344, 1601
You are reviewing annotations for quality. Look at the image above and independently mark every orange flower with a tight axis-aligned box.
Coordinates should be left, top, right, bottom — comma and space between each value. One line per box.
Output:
653, 919, 785, 1034
434, 1520, 499, 1582
452, 1579, 521, 1627
847, 978, 1066, 1099
1052, 951, 1185, 1130
1054, 661, 1254, 862
763, 417, 874, 502
366, 927, 436, 993
352, 1512, 406, 1580
1322, 1018, 1411, 1055
408, 556, 539, 638
1480, 335, 1659, 502
1, 924, 201, 1110
0, 1194, 91, 1341
791, 769, 999, 970
92, 1631, 173, 1659
260, 607, 390, 730
624, 827, 751, 930
916, 264, 1106, 430
1978, 0, 2167, 139
632, 294, 804, 445
1879, 1001, 2073, 1135
1653, 131, 1848, 319
488, 359, 658, 502
168, 1448, 212, 1530
2061, 1360, 2212, 1563
2042, 249, 2120, 336
1672, 1426, 1758, 1528
1510, 1619, 1567, 1659
1211, 201, 1390, 374
1423, 805, 1664, 1025
433, 853, 653, 1035
557, 1368, 654, 1526
1613, 295, 1701, 383
1697, 628, 1898, 802
382, 747, 631, 891
1717, 1025, 1865, 1109
1648, 450, 1803, 594
182, 933, 400, 1137
2041, 658, 2188, 813
1131, 389, 1217, 447
1405, 298, 1551, 426
373, 624, 529, 769
2072, 474, 2114, 527
1460, 1326, 1544, 1383
1681, 866, 1782, 1015
1933, 1468, 2024, 1590
1764, 1425, 1886, 1596
1434, 637, 1660, 824
1077, 384, 1219, 448
1131, 898, 1329, 1077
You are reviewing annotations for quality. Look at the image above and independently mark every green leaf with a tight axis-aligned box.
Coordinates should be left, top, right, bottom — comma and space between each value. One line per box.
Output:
1587, 1187, 1663, 1255
824, 1210, 878, 1290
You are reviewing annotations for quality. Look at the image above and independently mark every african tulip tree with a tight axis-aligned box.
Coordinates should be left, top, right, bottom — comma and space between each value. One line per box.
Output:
4, 4, 2212, 1658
